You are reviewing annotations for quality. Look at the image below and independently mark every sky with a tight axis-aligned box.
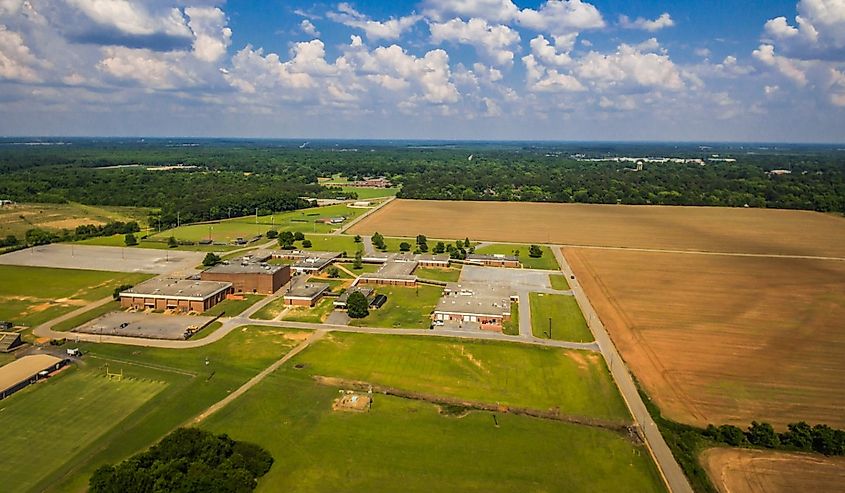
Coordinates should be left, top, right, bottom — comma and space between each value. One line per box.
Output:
0, 0, 844, 142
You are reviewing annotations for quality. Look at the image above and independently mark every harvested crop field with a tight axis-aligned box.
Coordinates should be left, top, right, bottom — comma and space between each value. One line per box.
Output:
349, 200, 845, 258
565, 247, 845, 428
700, 448, 845, 493
0, 202, 151, 239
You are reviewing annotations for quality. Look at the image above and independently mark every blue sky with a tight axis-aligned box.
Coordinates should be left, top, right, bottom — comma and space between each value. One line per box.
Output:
0, 0, 843, 141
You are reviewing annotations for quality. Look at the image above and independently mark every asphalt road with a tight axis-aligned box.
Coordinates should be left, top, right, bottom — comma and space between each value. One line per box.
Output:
552, 247, 693, 493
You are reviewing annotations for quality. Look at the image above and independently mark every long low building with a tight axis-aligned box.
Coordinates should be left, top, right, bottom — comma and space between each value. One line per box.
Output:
120, 278, 233, 313
1, 354, 68, 400
357, 259, 419, 286
432, 282, 516, 332
465, 253, 521, 268
284, 282, 331, 307
201, 261, 290, 294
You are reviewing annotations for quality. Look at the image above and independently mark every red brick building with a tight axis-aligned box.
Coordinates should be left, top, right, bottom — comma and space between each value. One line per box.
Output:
201, 262, 290, 294
119, 278, 233, 313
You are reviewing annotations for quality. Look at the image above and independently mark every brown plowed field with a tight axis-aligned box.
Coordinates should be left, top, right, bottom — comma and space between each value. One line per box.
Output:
350, 200, 845, 258
565, 247, 845, 428
701, 448, 845, 493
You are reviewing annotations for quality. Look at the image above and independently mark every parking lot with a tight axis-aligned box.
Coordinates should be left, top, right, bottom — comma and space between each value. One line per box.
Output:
74, 311, 216, 340
0, 244, 204, 275
458, 265, 551, 290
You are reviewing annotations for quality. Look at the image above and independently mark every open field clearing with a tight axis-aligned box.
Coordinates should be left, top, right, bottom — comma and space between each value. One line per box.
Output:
25, 325, 306, 492
530, 293, 592, 342
202, 294, 264, 317
475, 243, 560, 270
339, 186, 399, 198
0, 203, 152, 238
281, 298, 335, 323
203, 370, 664, 493
415, 266, 462, 282
0, 265, 151, 327
0, 368, 166, 492
565, 247, 845, 428
149, 204, 371, 243
701, 448, 845, 493
347, 285, 442, 329
550, 274, 571, 290
292, 332, 629, 420
350, 200, 845, 258
299, 233, 362, 254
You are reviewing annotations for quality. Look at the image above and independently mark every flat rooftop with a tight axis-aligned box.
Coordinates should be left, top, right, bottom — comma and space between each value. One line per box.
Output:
360, 259, 418, 280
466, 253, 519, 262
418, 253, 450, 262
205, 262, 286, 275
121, 278, 232, 300
285, 282, 331, 299
0, 354, 64, 392
435, 282, 514, 317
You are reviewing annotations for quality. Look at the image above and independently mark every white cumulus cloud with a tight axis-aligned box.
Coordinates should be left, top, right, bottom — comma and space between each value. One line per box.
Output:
327, 3, 420, 40
619, 12, 674, 32
430, 17, 520, 66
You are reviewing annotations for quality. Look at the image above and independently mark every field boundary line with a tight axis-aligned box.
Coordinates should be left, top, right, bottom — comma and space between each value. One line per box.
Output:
190, 330, 326, 425
337, 196, 395, 234
85, 354, 198, 377
547, 244, 845, 262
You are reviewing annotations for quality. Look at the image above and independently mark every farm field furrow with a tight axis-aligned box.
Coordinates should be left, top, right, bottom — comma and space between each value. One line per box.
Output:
701, 448, 845, 493
565, 247, 845, 428
349, 200, 845, 258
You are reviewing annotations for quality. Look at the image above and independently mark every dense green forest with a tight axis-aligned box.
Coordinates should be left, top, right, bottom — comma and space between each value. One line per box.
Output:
0, 139, 843, 221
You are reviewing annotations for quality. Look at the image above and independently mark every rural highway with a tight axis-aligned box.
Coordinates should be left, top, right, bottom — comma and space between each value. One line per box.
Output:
552, 247, 693, 493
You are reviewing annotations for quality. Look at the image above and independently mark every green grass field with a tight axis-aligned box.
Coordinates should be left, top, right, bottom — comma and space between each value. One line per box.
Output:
550, 274, 571, 290
250, 297, 288, 321
202, 294, 264, 317
294, 332, 628, 420
339, 262, 381, 274
52, 300, 121, 332
297, 234, 362, 254
0, 266, 152, 327
23, 325, 307, 492
281, 298, 335, 323
530, 293, 592, 342
341, 186, 399, 199
415, 266, 462, 283
192, 321, 223, 340
0, 368, 167, 492
502, 302, 519, 335
348, 285, 442, 329
475, 244, 560, 270
203, 369, 664, 493
148, 204, 369, 244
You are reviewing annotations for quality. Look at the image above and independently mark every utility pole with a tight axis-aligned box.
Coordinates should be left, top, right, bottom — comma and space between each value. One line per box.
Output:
177, 211, 180, 228
255, 208, 258, 224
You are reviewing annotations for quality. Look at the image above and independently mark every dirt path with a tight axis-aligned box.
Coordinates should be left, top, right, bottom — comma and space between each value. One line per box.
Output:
552, 246, 692, 493
190, 330, 326, 425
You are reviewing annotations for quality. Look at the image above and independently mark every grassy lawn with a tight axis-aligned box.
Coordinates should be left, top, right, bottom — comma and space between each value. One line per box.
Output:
0, 266, 152, 327
202, 294, 264, 317
340, 262, 381, 274
502, 302, 520, 335
348, 285, 442, 329
475, 244, 560, 270
191, 321, 223, 340
251, 297, 288, 320
297, 234, 363, 254
306, 277, 349, 290
293, 332, 627, 420
415, 266, 462, 283
23, 325, 308, 493
203, 370, 664, 493
52, 300, 121, 332
0, 367, 167, 492
77, 235, 239, 252
281, 298, 335, 323
550, 274, 571, 290
530, 293, 593, 342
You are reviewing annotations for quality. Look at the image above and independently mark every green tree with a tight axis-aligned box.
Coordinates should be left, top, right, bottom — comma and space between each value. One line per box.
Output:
294, 231, 305, 241
353, 250, 363, 270
112, 284, 133, 300
416, 234, 427, 245
124, 233, 138, 246
302, 239, 312, 248
354, 235, 362, 243
399, 241, 411, 252
372, 232, 385, 250
529, 244, 543, 258
203, 252, 222, 267
266, 230, 279, 239
167, 236, 178, 248
746, 421, 779, 448
327, 266, 340, 278
434, 241, 446, 254
278, 231, 295, 249
346, 291, 370, 318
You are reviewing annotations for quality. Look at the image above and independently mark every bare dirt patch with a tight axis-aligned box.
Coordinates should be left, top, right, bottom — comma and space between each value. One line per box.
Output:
283, 332, 312, 342
566, 247, 845, 428
40, 218, 104, 230
701, 448, 845, 493
350, 199, 845, 258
